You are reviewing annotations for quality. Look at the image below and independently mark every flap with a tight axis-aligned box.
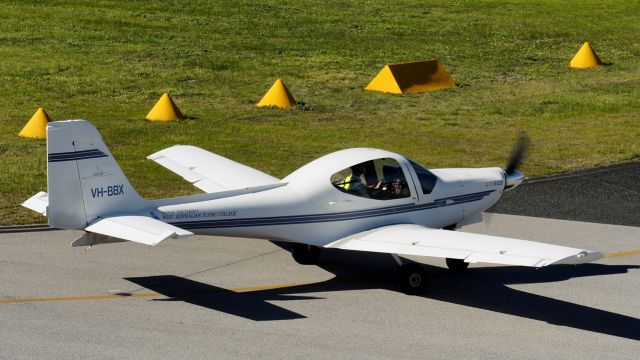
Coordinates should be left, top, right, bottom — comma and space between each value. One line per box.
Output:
84, 216, 193, 246
22, 191, 49, 216
148, 145, 279, 193
325, 224, 603, 267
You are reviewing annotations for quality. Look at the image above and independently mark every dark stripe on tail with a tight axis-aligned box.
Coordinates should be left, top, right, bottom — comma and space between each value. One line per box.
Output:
48, 149, 108, 162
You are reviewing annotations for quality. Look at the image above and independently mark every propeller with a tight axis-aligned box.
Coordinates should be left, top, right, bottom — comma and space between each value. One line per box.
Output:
505, 132, 530, 175
503, 132, 529, 190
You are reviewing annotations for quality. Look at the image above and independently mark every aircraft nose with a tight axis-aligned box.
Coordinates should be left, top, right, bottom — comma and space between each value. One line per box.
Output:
505, 170, 525, 191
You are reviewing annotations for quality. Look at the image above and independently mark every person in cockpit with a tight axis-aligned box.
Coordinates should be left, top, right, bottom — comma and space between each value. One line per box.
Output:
336, 164, 368, 196
337, 162, 384, 198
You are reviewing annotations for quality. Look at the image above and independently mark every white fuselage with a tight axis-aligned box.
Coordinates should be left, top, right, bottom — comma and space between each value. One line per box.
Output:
149, 152, 506, 247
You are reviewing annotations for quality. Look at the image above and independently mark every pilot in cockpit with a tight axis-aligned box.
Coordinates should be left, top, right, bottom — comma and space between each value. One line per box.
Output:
337, 162, 382, 197
336, 164, 368, 196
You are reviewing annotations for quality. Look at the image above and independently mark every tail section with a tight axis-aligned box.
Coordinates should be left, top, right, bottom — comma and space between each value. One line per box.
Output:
47, 120, 147, 229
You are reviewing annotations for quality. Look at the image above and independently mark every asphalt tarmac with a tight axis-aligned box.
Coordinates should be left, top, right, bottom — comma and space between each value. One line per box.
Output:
1, 164, 639, 359
490, 161, 640, 227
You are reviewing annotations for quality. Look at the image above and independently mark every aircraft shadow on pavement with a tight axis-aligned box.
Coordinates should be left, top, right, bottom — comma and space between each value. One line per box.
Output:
125, 248, 639, 340
424, 263, 640, 341
124, 275, 319, 321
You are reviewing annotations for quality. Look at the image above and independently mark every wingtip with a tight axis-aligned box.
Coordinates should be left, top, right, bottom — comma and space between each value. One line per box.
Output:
554, 250, 604, 265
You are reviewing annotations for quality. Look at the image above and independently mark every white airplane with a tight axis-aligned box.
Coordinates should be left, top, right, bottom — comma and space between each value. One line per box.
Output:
23, 120, 602, 294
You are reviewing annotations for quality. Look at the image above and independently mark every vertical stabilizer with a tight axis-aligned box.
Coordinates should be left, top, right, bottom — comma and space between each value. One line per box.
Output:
46, 120, 147, 229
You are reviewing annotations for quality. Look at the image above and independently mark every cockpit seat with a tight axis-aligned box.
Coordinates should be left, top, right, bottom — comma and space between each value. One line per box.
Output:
383, 165, 400, 182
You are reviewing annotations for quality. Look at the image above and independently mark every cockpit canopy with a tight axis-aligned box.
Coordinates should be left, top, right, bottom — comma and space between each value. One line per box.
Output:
284, 148, 440, 202
330, 156, 438, 200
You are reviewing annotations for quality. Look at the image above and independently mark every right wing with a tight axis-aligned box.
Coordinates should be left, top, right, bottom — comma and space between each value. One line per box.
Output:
325, 224, 603, 267
148, 145, 280, 193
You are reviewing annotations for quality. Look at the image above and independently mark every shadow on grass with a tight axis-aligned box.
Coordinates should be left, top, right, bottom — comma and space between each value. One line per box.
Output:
125, 247, 639, 340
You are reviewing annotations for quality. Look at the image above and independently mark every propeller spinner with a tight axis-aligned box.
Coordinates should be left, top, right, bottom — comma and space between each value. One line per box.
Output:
504, 132, 529, 190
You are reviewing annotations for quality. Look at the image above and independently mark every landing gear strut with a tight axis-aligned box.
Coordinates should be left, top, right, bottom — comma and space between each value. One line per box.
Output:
291, 243, 321, 265
442, 224, 469, 272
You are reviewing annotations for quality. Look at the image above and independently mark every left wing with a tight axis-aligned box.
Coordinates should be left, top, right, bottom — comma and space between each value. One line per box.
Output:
148, 145, 280, 193
325, 224, 602, 267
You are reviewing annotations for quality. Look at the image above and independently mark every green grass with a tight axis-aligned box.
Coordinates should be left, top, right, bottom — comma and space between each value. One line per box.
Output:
1, 0, 639, 225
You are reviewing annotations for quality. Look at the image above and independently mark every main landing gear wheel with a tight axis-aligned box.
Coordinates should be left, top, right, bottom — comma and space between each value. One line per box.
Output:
398, 263, 426, 295
291, 244, 321, 265
446, 258, 469, 272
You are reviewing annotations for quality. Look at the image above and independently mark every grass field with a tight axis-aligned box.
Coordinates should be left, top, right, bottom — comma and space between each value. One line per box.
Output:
1, 0, 639, 225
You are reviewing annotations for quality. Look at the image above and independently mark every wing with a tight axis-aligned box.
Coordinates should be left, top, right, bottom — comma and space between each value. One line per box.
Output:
148, 145, 280, 193
325, 224, 602, 267
72, 216, 193, 247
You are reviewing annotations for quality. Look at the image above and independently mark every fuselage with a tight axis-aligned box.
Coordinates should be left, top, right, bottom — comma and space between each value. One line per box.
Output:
149, 149, 506, 246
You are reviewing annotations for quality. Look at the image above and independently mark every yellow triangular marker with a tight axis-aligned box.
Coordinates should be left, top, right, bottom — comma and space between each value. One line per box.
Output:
146, 92, 183, 122
19, 108, 50, 139
365, 60, 454, 94
365, 66, 403, 94
570, 42, 603, 69
257, 79, 296, 109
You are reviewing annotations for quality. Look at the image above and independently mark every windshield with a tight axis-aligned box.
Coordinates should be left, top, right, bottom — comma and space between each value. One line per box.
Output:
407, 158, 437, 194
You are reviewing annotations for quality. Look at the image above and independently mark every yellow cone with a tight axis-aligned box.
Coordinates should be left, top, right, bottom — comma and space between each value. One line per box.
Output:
365, 60, 454, 94
570, 42, 603, 69
257, 79, 296, 109
146, 92, 183, 122
19, 108, 50, 139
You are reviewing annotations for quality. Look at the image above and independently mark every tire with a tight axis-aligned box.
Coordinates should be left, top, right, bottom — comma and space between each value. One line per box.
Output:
291, 243, 321, 265
446, 258, 469, 272
398, 263, 426, 295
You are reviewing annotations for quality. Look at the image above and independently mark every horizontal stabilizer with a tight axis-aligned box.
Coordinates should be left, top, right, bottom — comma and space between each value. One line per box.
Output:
82, 216, 193, 246
22, 192, 49, 216
325, 224, 603, 267
148, 145, 279, 193
71, 232, 128, 247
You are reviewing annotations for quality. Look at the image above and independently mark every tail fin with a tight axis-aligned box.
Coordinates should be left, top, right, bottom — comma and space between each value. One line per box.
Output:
47, 120, 147, 229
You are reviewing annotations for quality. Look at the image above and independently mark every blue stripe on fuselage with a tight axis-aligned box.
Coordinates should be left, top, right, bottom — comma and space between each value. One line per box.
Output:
169, 190, 496, 229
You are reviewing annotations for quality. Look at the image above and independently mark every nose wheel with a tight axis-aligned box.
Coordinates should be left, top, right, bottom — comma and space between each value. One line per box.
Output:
291, 243, 321, 265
